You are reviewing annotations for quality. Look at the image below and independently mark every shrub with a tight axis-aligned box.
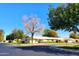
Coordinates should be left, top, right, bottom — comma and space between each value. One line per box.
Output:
12, 39, 22, 44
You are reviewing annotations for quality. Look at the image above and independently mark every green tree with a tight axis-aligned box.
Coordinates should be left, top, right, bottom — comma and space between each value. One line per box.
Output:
42, 29, 49, 36
13, 29, 27, 39
43, 29, 58, 37
6, 28, 27, 41
0, 29, 4, 42
48, 3, 79, 34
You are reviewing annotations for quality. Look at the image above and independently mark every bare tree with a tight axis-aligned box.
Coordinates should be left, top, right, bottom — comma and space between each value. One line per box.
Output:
22, 15, 44, 43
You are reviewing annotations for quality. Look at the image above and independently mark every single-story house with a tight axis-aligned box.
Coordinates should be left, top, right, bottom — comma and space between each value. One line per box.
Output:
29, 36, 79, 43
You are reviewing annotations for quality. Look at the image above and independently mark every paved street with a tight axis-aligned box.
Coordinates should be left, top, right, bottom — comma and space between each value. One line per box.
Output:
0, 43, 79, 56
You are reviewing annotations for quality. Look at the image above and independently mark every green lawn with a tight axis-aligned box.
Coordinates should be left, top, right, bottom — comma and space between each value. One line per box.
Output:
59, 45, 79, 49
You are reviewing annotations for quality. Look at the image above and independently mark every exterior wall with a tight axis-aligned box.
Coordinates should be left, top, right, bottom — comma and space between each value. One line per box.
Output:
29, 40, 38, 43
41, 39, 48, 42
29, 37, 79, 43
72, 39, 79, 43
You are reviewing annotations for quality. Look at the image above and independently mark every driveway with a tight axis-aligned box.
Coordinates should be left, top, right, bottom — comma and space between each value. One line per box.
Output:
0, 43, 79, 56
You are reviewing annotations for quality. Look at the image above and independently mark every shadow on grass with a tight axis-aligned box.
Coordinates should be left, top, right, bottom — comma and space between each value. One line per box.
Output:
15, 45, 79, 56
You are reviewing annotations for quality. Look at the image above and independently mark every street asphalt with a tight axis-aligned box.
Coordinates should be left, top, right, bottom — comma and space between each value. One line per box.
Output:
0, 43, 79, 56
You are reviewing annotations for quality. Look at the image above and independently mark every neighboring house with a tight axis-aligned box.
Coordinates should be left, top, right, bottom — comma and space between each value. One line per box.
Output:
30, 36, 79, 43
4, 36, 79, 43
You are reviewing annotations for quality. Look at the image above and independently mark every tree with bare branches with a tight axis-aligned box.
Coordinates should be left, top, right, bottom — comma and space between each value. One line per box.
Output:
22, 15, 44, 43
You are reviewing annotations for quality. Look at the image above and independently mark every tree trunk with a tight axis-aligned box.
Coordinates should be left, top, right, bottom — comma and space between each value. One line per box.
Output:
31, 33, 34, 43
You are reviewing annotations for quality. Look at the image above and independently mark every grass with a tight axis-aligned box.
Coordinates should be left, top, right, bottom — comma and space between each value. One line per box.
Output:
4, 43, 35, 47
4, 42, 76, 47
59, 45, 79, 50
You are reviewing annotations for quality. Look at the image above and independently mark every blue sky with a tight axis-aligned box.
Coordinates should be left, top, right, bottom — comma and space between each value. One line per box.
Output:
0, 3, 69, 38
